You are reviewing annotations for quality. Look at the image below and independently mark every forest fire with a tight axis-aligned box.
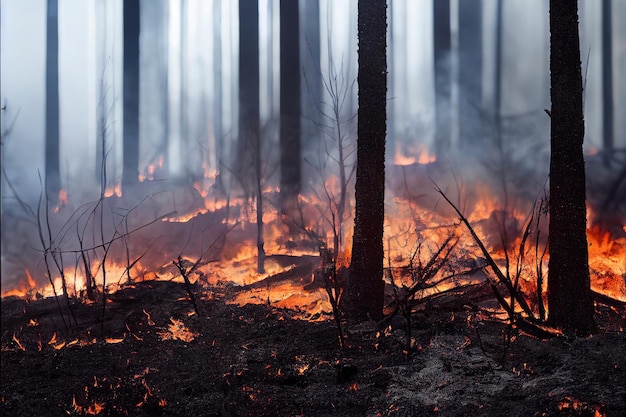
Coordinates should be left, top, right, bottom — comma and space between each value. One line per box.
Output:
3, 158, 626, 328
1, 161, 625, 314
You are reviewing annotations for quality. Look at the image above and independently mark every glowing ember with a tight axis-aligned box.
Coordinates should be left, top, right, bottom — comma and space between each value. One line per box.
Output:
12, 333, 25, 351
71, 395, 105, 415
158, 318, 198, 342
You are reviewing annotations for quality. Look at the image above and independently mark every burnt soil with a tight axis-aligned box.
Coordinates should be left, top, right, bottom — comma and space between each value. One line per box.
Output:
2, 280, 625, 417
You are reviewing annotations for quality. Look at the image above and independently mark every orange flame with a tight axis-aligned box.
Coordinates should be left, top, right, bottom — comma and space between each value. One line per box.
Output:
54, 189, 68, 212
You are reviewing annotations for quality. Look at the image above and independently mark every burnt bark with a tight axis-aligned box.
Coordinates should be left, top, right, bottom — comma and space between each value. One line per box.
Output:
433, 0, 451, 157
122, 0, 141, 190
547, 0, 595, 335
45, 0, 60, 202
344, 0, 387, 322
279, 0, 302, 211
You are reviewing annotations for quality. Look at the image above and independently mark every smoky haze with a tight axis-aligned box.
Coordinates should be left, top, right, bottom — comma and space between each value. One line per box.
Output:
1, 0, 624, 292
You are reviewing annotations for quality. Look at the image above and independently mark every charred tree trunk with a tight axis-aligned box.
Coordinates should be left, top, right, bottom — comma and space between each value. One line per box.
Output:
547, 0, 595, 335
458, 0, 483, 150
602, 0, 614, 166
279, 0, 302, 212
433, 0, 451, 157
239, 0, 264, 273
45, 0, 60, 203
122, 0, 140, 190
344, 0, 387, 322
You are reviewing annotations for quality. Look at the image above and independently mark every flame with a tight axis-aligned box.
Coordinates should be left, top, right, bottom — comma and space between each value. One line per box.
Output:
103, 183, 122, 198
587, 224, 626, 301
139, 156, 164, 182
2, 269, 37, 298
394, 144, 436, 166
54, 189, 68, 212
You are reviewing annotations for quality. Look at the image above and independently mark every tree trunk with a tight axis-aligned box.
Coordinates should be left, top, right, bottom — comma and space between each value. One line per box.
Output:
301, 0, 321, 151
547, 0, 595, 335
344, 0, 387, 322
458, 0, 483, 149
239, 0, 264, 273
433, 0, 451, 158
122, 0, 140, 190
602, 0, 614, 166
45, 0, 60, 203
279, 0, 301, 212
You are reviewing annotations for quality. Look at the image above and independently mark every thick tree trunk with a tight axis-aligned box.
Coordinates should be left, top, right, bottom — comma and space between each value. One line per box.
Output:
301, 0, 321, 149
547, 0, 595, 335
345, 0, 387, 322
458, 0, 483, 149
279, 0, 301, 212
237, 0, 260, 180
433, 0, 451, 157
238, 0, 264, 273
122, 0, 140, 190
45, 0, 60, 202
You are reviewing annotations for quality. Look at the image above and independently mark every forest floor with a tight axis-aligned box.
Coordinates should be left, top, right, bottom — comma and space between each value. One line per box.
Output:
2, 279, 625, 417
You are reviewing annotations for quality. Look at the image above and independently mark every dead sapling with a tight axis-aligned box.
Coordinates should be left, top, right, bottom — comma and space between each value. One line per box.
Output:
388, 233, 457, 352
173, 222, 238, 317
173, 256, 201, 317
317, 241, 346, 350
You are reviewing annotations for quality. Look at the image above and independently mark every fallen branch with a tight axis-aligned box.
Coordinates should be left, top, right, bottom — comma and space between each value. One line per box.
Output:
434, 183, 536, 321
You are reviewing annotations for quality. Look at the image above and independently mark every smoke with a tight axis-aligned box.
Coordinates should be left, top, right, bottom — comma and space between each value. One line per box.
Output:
1, 0, 625, 294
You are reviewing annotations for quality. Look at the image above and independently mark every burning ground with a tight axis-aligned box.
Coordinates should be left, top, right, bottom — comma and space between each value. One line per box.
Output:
1, 279, 625, 417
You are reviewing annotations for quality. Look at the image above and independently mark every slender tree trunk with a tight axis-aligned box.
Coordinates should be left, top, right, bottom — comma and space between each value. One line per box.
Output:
180, 0, 190, 181
239, 0, 264, 273
213, 0, 224, 190
160, 1, 170, 177
494, 0, 503, 147
602, 0, 614, 166
122, 0, 140, 190
46, 0, 60, 203
547, 0, 595, 335
433, 0, 451, 158
345, 0, 387, 322
279, 0, 302, 213
458, 0, 483, 149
